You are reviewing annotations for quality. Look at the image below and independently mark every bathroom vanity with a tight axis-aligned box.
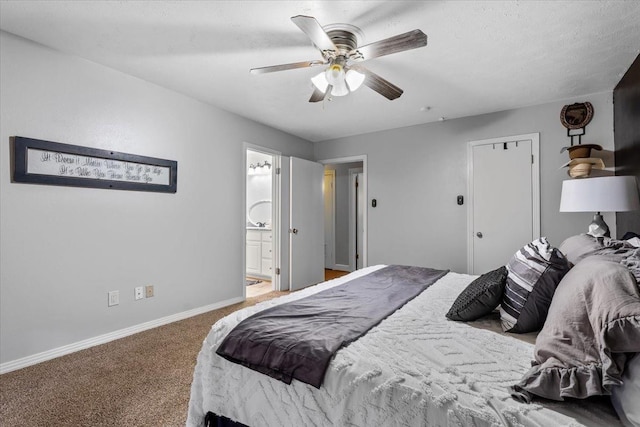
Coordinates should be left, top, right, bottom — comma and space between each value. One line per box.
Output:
246, 228, 272, 279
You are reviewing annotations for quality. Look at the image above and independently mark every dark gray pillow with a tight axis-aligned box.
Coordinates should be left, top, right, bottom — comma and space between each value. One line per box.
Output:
499, 237, 571, 333
446, 266, 507, 321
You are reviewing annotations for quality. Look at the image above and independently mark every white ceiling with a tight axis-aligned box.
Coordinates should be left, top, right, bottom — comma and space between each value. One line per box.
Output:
1, 1, 639, 142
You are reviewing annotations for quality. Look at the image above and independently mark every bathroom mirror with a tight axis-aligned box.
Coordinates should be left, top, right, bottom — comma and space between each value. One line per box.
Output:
248, 200, 272, 227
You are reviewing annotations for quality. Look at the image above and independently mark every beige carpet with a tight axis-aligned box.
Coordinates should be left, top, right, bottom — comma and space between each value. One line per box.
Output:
0, 291, 286, 427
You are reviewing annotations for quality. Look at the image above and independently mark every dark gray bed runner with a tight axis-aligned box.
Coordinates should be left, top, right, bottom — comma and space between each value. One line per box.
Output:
216, 265, 448, 388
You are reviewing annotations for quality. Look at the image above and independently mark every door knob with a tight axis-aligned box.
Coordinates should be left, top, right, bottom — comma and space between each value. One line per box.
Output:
291, 228, 298, 234
476, 232, 483, 238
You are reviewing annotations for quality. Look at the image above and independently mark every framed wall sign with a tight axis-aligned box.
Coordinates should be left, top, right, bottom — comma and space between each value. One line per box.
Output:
560, 102, 594, 130
12, 136, 177, 193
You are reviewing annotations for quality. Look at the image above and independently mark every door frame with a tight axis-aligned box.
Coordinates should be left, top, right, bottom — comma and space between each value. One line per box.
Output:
243, 143, 282, 297
466, 133, 540, 274
348, 168, 364, 271
323, 170, 336, 269
319, 155, 368, 269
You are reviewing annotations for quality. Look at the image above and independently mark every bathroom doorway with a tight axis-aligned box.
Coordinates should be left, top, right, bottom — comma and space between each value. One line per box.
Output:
245, 146, 281, 297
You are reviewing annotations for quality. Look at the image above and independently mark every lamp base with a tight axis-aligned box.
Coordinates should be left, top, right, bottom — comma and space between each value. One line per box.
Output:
587, 212, 610, 238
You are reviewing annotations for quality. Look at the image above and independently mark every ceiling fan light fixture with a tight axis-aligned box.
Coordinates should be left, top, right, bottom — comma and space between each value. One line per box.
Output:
325, 63, 345, 86
311, 64, 363, 97
311, 72, 329, 92
311, 65, 351, 97
330, 78, 349, 97
253, 16, 428, 102
345, 69, 365, 91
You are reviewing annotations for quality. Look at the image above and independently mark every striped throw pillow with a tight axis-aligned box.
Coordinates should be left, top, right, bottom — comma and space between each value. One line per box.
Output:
500, 237, 571, 333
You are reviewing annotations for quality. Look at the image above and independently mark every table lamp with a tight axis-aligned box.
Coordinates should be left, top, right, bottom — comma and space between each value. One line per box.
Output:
560, 176, 640, 238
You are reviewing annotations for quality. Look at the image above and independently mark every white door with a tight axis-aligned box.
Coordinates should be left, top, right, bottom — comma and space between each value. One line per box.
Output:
290, 157, 325, 291
469, 135, 539, 274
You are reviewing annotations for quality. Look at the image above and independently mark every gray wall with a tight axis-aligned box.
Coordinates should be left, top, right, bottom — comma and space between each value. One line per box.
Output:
314, 92, 615, 273
0, 31, 313, 364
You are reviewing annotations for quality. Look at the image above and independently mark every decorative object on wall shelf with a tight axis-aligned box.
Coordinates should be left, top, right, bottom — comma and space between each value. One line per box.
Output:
12, 136, 177, 193
558, 101, 604, 178
559, 157, 605, 178
560, 102, 594, 146
560, 143, 602, 159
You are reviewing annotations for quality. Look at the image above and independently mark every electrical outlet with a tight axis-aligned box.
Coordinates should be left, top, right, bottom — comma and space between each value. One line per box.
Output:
108, 290, 119, 307
145, 285, 154, 298
134, 286, 144, 300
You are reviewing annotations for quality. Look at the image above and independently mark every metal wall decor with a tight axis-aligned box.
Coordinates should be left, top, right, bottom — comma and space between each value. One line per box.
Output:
12, 136, 177, 193
558, 102, 602, 178
560, 102, 594, 146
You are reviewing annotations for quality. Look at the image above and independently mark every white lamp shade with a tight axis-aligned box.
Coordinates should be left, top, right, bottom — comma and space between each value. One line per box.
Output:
311, 72, 329, 92
325, 64, 344, 86
560, 176, 640, 212
311, 66, 365, 97
345, 69, 365, 91
330, 79, 349, 96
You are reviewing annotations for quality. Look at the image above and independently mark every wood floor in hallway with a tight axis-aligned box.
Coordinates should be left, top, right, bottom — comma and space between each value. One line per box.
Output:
324, 268, 350, 281
246, 279, 272, 297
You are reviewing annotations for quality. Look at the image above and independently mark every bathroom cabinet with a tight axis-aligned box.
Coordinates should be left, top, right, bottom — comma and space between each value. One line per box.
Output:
246, 229, 272, 279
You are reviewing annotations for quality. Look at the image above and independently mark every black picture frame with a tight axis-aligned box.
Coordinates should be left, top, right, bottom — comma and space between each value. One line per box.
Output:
12, 136, 177, 193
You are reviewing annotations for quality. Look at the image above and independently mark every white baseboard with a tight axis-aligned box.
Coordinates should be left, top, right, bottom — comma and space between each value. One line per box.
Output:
0, 296, 244, 375
333, 264, 351, 272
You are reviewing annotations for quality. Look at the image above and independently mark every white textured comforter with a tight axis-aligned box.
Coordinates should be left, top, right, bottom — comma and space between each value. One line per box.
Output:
187, 266, 620, 427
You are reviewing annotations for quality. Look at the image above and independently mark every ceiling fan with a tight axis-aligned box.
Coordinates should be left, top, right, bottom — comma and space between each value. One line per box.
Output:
250, 15, 428, 102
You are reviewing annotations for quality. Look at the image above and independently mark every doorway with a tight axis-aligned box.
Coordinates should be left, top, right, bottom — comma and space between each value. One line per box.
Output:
321, 156, 368, 273
244, 146, 281, 297
467, 133, 540, 274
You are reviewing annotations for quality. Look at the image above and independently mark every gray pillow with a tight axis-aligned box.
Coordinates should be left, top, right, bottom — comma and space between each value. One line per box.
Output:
499, 237, 570, 333
511, 257, 640, 402
558, 233, 603, 265
446, 266, 507, 321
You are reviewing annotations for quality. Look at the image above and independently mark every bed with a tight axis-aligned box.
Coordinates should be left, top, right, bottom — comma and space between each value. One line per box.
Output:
187, 238, 638, 427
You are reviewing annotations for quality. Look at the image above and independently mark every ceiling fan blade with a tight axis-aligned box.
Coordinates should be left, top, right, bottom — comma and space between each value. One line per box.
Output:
250, 60, 326, 74
353, 66, 403, 100
309, 85, 332, 103
291, 15, 338, 53
351, 29, 427, 62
